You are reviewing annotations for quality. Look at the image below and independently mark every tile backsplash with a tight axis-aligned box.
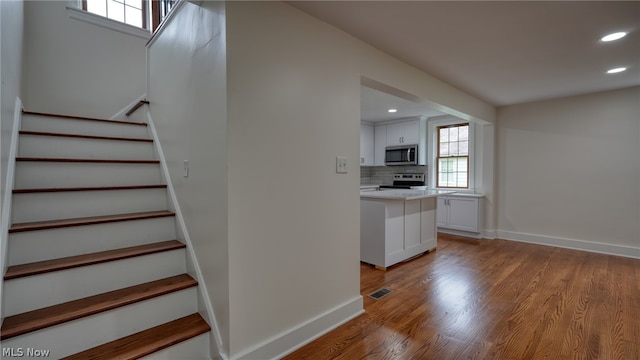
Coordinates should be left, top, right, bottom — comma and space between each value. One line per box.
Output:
360, 166, 428, 185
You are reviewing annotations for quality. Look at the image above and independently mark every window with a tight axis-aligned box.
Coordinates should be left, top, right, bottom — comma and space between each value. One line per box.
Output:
83, 0, 147, 29
437, 123, 469, 188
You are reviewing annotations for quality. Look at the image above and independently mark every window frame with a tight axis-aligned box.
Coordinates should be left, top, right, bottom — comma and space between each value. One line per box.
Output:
82, 0, 149, 30
67, 5, 151, 40
428, 117, 475, 190
436, 123, 470, 189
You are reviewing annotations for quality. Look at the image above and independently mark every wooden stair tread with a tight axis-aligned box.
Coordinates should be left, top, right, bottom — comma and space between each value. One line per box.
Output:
16, 157, 159, 164
4, 240, 185, 280
19, 130, 153, 142
22, 111, 147, 126
0, 274, 197, 340
61, 313, 210, 360
13, 184, 167, 194
9, 210, 175, 233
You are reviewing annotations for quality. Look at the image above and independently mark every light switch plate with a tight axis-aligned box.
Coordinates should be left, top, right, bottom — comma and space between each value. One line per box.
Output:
183, 160, 189, 177
336, 156, 348, 174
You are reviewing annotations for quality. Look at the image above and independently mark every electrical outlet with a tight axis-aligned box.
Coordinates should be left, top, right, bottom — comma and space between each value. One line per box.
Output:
336, 156, 348, 174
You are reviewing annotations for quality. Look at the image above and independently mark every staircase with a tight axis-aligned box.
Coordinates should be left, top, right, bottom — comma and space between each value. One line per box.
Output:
1, 111, 211, 359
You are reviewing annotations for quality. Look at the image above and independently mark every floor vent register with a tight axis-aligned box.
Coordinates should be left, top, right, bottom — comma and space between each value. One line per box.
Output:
368, 288, 393, 300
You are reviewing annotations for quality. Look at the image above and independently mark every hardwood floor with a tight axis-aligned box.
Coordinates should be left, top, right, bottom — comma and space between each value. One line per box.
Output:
284, 234, 640, 360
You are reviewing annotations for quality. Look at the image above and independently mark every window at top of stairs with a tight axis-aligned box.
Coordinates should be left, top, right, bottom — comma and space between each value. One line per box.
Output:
81, 0, 178, 32
83, 0, 148, 29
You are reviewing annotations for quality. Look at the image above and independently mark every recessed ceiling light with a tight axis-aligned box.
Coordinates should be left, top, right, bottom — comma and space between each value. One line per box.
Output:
601, 32, 627, 42
388, 109, 398, 113
606, 67, 627, 74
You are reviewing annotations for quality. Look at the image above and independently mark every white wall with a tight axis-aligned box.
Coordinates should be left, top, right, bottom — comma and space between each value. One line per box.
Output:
479, 123, 495, 236
496, 87, 640, 257
148, 1, 494, 358
146, 1, 228, 357
226, 2, 362, 357
22, 1, 146, 118
0, 0, 23, 225
225, 2, 494, 358
1, 0, 24, 319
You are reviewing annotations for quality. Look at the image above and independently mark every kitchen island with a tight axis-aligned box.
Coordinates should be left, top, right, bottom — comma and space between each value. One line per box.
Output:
360, 189, 455, 270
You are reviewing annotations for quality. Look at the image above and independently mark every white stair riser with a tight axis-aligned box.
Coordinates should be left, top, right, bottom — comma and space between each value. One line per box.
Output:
12, 188, 168, 223
15, 161, 163, 188
140, 333, 210, 360
4, 249, 187, 316
1, 288, 197, 359
9, 216, 176, 265
21, 114, 149, 138
19, 134, 155, 160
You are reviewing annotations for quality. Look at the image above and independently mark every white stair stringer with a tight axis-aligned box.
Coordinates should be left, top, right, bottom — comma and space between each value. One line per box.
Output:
1, 287, 197, 360
14, 160, 163, 188
8, 216, 176, 265
12, 188, 169, 223
145, 109, 222, 358
19, 133, 156, 160
21, 113, 150, 138
1, 110, 211, 359
4, 248, 187, 316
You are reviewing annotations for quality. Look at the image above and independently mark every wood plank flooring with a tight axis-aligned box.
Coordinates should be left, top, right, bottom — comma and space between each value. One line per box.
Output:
284, 234, 640, 360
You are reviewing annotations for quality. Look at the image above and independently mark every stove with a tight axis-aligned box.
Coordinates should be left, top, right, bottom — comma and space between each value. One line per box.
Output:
379, 173, 426, 189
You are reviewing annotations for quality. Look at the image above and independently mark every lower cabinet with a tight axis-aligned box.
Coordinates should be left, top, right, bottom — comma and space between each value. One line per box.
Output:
437, 195, 481, 234
361, 197, 437, 269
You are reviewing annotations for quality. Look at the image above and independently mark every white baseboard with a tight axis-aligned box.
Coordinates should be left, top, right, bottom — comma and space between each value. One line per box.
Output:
496, 230, 640, 259
233, 296, 364, 360
437, 228, 482, 239
482, 230, 496, 239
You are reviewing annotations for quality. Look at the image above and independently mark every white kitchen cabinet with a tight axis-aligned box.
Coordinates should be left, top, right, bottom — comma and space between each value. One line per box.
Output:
361, 197, 437, 269
374, 125, 386, 166
437, 195, 481, 234
360, 123, 374, 166
373, 117, 427, 165
386, 120, 419, 145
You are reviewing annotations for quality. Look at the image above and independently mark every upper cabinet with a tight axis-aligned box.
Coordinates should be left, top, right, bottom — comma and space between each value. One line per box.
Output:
360, 123, 374, 166
374, 125, 387, 166
374, 117, 428, 166
386, 120, 420, 146
361, 116, 428, 166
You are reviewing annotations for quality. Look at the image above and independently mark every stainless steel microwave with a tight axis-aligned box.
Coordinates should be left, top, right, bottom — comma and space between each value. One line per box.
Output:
385, 144, 418, 166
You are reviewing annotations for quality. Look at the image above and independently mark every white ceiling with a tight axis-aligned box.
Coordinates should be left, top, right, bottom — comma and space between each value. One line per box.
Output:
289, 1, 640, 107
360, 85, 446, 123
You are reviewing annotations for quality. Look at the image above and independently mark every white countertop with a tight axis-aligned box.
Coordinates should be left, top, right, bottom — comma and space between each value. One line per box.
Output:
360, 189, 457, 200
443, 192, 485, 198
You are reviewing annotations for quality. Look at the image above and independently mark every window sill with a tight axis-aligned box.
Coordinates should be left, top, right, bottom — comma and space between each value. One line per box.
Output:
66, 6, 151, 40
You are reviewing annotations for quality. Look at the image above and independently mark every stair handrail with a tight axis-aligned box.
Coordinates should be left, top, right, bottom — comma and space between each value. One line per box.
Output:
125, 100, 150, 117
